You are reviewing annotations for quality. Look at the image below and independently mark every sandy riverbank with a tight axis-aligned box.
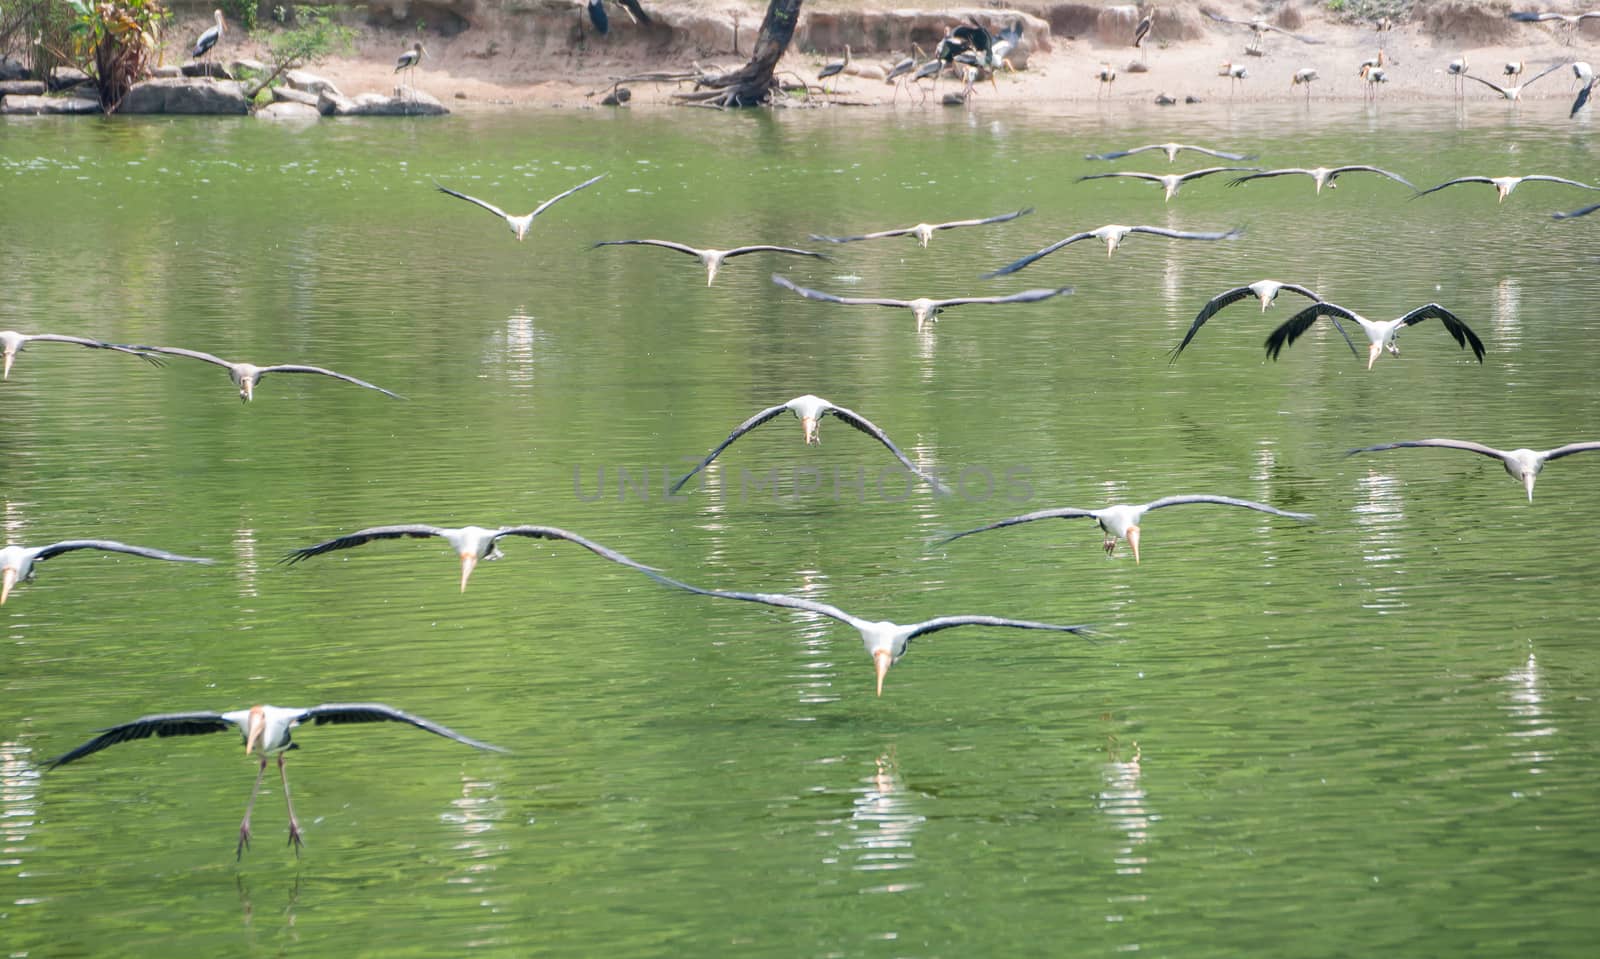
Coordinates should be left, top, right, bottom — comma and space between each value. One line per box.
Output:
180, 2, 1597, 110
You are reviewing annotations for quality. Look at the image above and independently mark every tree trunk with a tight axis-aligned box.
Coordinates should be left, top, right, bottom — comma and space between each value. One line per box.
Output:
679, 0, 802, 106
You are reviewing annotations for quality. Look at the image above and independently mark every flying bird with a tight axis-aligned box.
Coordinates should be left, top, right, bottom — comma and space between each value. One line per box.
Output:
1510, 9, 1600, 42
670, 394, 947, 495
771, 273, 1072, 329
1266, 301, 1485, 369
1205, 11, 1323, 53
808, 208, 1032, 248
1412, 174, 1599, 203
645, 571, 1094, 696
593, 239, 826, 286
434, 173, 605, 242
982, 224, 1244, 277
937, 495, 1313, 564
43, 702, 506, 858
1465, 61, 1564, 100
1229, 165, 1416, 194
282, 524, 657, 593
1, 330, 159, 380
192, 9, 225, 61
2, 540, 214, 606
1169, 281, 1322, 361
1085, 143, 1255, 163
1347, 438, 1600, 501
116, 344, 398, 402
1076, 167, 1259, 202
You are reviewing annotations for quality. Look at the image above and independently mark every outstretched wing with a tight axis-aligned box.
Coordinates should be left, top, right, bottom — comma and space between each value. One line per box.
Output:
641, 571, 864, 628
669, 403, 794, 494
1463, 73, 1512, 98
1522, 174, 1599, 190
1141, 494, 1314, 522
24, 334, 163, 365
491, 526, 659, 572
1398, 303, 1485, 362
1572, 81, 1595, 117
593, 238, 701, 257
903, 615, 1096, 643
531, 173, 606, 218
930, 287, 1075, 309
809, 226, 915, 243
1169, 286, 1256, 361
1544, 441, 1600, 461
1412, 176, 1492, 199
281, 525, 452, 564
935, 507, 1098, 545
1347, 438, 1507, 462
823, 405, 949, 493
722, 245, 829, 260
1266, 302, 1360, 360
302, 703, 508, 752
1184, 145, 1256, 161
1553, 201, 1600, 219
1084, 145, 1159, 161
435, 182, 512, 221
1078, 172, 1161, 184
32, 539, 215, 565
1521, 60, 1567, 90
931, 208, 1033, 231
771, 274, 909, 308
1330, 166, 1417, 190
980, 231, 1096, 278
1127, 225, 1245, 242
119, 344, 233, 370
43, 711, 233, 769
259, 365, 402, 398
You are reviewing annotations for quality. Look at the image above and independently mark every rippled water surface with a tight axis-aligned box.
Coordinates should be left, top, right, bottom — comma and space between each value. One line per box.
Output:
3, 101, 1599, 957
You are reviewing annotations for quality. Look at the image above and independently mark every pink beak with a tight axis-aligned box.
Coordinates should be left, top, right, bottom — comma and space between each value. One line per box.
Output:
1, 567, 15, 605
1126, 526, 1141, 565
873, 649, 892, 696
1366, 343, 1381, 370
459, 552, 478, 592
802, 416, 819, 445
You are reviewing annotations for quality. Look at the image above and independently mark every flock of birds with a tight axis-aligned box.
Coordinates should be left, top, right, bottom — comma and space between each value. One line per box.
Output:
9, 11, 1600, 861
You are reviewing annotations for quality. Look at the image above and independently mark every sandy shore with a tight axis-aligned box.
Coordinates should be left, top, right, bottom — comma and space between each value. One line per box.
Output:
193, 2, 1596, 111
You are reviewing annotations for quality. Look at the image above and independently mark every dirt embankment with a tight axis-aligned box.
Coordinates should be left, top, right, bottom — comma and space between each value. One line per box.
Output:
177, 1, 1595, 108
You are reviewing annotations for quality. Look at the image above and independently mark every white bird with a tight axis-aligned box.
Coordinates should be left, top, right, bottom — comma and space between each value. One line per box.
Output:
1291, 67, 1319, 101
1574, 60, 1594, 86
1169, 281, 1323, 360
669, 394, 948, 495
938, 495, 1314, 564
117, 344, 399, 402
1096, 63, 1117, 95
1347, 438, 1600, 501
1, 330, 159, 380
1413, 174, 1599, 203
1219, 61, 1248, 92
1466, 61, 1564, 100
394, 41, 427, 92
43, 702, 506, 858
1133, 13, 1154, 59
771, 273, 1072, 330
1085, 143, 1255, 163
593, 238, 827, 286
809, 208, 1032, 248
1205, 12, 1323, 53
1076, 167, 1259, 202
1448, 56, 1469, 96
434, 173, 605, 242
1229, 165, 1416, 194
191, 9, 225, 61
982, 224, 1244, 277
1362, 65, 1388, 97
282, 524, 657, 593
2, 540, 214, 606
644, 571, 1094, 696
1266, 301, 1486, 370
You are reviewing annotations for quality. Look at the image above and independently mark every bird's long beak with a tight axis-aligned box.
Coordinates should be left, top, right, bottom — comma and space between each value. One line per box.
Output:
1106, 239, 1118, 258
1126, 526, 1141, 565
2, 351, 12, 380
245, 711, 264, 755
802, 416, 819, 445
1366, 343, 1381, 370
459, 552, 478, 592
873, 649, 892, 697
705, 261, 719, 286
1524, 472, 1536, 502
1, 567, 15, 606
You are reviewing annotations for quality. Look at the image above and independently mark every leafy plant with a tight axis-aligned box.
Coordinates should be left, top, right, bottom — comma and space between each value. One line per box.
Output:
63, 0, 170, 111
239, 4, 352, 98
3, 0, 79, 81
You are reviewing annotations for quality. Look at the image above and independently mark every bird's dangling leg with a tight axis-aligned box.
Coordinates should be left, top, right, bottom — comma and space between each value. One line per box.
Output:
238, 755, 269, 860
278, 754, 304, 856
1103, 536, 1118, 556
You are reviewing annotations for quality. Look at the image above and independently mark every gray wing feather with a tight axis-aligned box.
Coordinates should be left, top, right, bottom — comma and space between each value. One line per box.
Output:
280, 525, 452, 564
33, 539, 216, 564
530, 174, 605, 218
1141, 494, 1314, 521
491, 526, 660, 572
670, 403, 794, 493
43, 711, 233, 769
936, 507, 1098, 545
302, 703, 508, 752
258, 365, 402, 398
823, 405, 949, 493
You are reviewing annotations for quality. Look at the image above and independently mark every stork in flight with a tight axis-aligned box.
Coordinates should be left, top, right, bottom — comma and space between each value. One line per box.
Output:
282, 524, 657, 593
1265, 301, 1485, 369
1084, 143, 1255, 163
116, 344, 399, 402
981, 224, 1243, 277
593, 239, 827, 286
1412, 174, 1599, 203
668, 394, 949, 495
809, 208, 1032, 248
937, 495, 1313, 563
1347, 438, 1600, 501
1, 330, 159, 380
434, 173, 605, 241
1077, 167, 1260, 202
1465, 61, 1565, 101
644, 570, 1094, 696
43, 702, 506, 858
1169, 281, 1323, 361
1229, 165, 1416, 194
2, 539, 214, 605
771, 273, 1073, 330
1204, 11, 1323, 54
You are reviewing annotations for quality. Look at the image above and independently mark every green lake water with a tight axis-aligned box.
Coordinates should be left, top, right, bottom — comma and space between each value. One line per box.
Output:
3, 99, 1598, 957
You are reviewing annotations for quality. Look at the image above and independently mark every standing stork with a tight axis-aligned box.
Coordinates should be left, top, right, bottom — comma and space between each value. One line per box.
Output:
1095, 63, 1117, 96
1219, 61, 1248, 94
1133, 11, 1154, 62
394, 42, 426, 95
818, 46, 850, 93
192, 9, 225, 62
1448, 56, 1469, 97
1291, 67, 1319, 102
